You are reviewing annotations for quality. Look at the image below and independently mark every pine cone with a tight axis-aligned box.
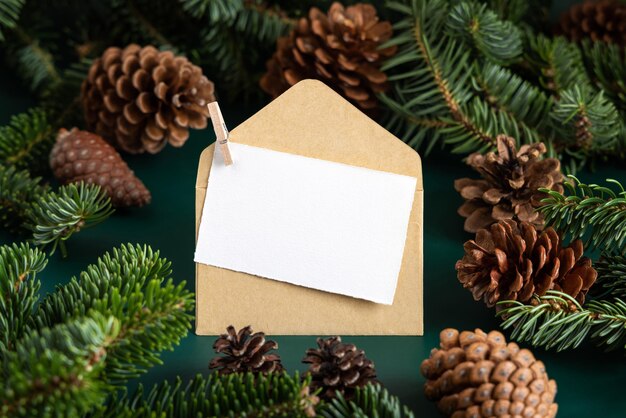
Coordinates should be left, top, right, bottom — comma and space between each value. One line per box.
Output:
260, 2, 396, 114
455, 135, 564, 233
421, 328, 558, 418
557, 0, 626, 46
50, 128, 151, 207
302, 336, 377, 400
81, 44, 215, 154
208, 325, 284, 375
455, 220, 598, 308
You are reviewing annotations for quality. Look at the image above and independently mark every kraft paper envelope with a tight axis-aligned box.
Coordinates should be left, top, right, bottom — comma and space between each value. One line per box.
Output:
195, 79, 423, 335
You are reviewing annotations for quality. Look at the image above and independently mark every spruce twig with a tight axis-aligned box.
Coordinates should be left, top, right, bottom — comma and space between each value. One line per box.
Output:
30, 243, 194, 384
26, 182, 114, 257
0, 242, 47, 352
539, 176, 626, 253
497, 290, 626, 352
0, 108, 55, 174
1, 313, 119, 418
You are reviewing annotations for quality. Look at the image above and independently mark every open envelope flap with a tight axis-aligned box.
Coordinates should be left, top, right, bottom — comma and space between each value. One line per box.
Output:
195, 79, 423, 335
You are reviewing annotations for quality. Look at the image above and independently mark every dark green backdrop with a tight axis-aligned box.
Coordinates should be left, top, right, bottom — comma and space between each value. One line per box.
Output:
2, 1, 626, 413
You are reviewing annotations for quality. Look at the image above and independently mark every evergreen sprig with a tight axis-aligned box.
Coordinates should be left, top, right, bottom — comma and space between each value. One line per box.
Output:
30, 243, 194, 385
381, 0, 626, 170
92, 372, 318, 418
582, 40, 626, 114
320, 384, 415, 418
1, 313, 119, 418
0, 242, 46, 352
0, 0, 23, 41
593, 253, 626, 300
497, 290, 626, 352
539, 176, 626, 253
446, 0, 522, 64
26, 182, 114, 256
0, 108, 55, 174
91, 373, 414, 418
0, 164, 47, 234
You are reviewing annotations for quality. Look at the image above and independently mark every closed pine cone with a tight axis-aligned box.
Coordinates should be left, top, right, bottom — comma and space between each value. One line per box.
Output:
260, 2, 396, 113
456, 220, 597, 308
455, 135, 564, 233
557, 0, 626, 46
421, 328, 558, 418
208, 325, 283, 375
50, 128, 151, 207
302, 336, 377, 399
81, 44, 215, 154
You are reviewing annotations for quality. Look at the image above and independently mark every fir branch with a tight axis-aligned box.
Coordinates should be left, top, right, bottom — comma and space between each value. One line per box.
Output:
550, 85, 622, 160
1, 313, 119, 418
593, 253, 626, 300
30, 243, 194, 385
0, 108, 55, 174
180, 0, 243, 21
381, 0, 498, 154
0, 242, 46, 352
0, 164, 47, 234
471, 61, 551, 140
539, 176, 626, 253
0, 0, 23, 41
524, 33, 589, 96
446, 0, 522, 64
90, 372, 318, 418
320, 384, 415, 418
582, 40, 626, 114
497, 290, 626, 352
10, 26, 61, 92
25, 182, 114, 257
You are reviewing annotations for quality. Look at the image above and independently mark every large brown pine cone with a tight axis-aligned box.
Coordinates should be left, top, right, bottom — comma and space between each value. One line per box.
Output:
302, 336, 377, 400
455, 220, 597, 308
50, 128, 151, 207
421, 328, 558, 418
82, 44, 215, 154
260, 2, 396, 113
208, 325, 284, 375
556, 0, 626, 46
455, 135, 564, 233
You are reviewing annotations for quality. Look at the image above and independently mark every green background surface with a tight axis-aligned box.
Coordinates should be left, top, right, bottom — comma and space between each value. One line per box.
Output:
2, 1, 626, 415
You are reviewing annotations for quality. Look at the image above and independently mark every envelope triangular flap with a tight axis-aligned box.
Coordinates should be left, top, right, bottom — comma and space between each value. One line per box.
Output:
195, 79, 423, 335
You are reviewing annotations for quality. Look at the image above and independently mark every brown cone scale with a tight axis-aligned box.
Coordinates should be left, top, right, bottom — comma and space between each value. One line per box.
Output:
208, 325, 284, 375
50, 128, 151, 208
455, 135, 564, 233
260, 2, 396, 114
421, 328, 558, 418
456, 220, 597, 308
81, 44, 215, 154
557, 0, 626, 46
302, 336, 377, 400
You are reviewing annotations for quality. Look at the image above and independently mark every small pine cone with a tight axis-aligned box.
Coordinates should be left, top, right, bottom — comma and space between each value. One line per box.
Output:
82, 44, 215, 154
260, 2, 396, 114
556, 0, 626, 46
455, 220, 598, 308
421, 328, 558, 418
302, 336, 377, 400
455, 135, 564, 233
209, 325, 284, 375
50, 128, 151, 207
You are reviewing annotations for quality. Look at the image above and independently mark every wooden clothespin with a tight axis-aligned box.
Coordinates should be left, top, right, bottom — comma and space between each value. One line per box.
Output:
207, 101, 233, 166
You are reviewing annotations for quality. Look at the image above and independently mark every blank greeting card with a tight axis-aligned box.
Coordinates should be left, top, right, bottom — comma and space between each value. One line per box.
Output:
194, 142, 417, 305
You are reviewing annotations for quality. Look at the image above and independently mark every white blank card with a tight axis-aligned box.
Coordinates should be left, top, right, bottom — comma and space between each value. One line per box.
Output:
194, 143, 417, 304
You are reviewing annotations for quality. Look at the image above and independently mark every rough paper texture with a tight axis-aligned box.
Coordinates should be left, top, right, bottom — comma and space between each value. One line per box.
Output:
195, 79, 423, 335
195, 143, 417, 304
